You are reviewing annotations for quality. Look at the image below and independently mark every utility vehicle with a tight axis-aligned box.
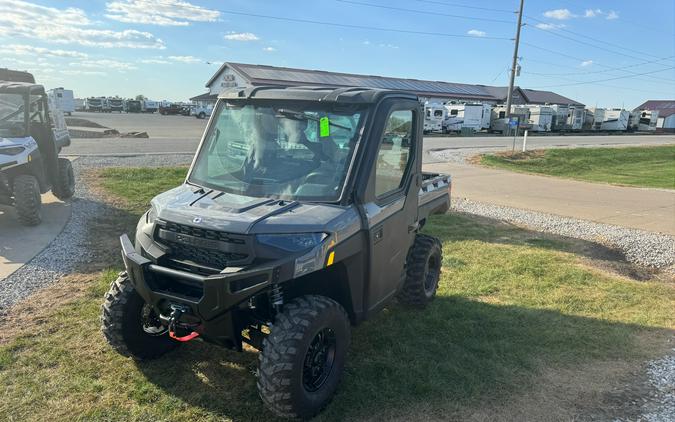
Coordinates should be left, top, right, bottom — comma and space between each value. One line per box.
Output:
0, 71, 75, 226
101, 86, 451, 418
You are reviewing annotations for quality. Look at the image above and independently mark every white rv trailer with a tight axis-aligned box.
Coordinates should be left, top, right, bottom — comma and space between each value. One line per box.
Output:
490, 105, 531, 133
566, 106, 585, 131
549, 105, 569, 131
591, 108, 629, 131
142, 100, 159, 113
527, 105, 553, 132
73, 98, 86, 111
480, 103, 492, 130
47, 88, 75, 116
442, 103, 484, 133
423, 101, 446, 133
634, 110, 659, 131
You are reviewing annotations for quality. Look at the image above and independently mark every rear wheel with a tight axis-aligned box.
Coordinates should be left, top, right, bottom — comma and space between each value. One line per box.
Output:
198, 112, 206, 119
397, 234, 442, 307
101, 272, 179, 360
257, 295, 351, 419
52, 158, 75, 200
13, 175, 42, 226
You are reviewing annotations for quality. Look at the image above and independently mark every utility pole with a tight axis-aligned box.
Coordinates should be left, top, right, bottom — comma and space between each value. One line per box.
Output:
505, 0, 525, 119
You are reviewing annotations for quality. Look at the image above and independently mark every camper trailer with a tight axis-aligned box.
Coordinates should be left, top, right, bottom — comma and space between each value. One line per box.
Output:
481, 103, 492, 130
591, 108, 629, 131
527, 105, 553, 132
549, 105, 569, 131
423, 102, 446, 133
566, 106, 585, 131
85, 97, 105, 112
47, 88, 75, 116
108, 97, 125, 113
142, 100, 159, 113
490, 105, 531, 133
630, 110, 659, 132
442, 103, 484, 133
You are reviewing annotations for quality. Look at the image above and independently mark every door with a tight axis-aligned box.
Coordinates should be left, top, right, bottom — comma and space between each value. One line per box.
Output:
363, 105, 420, 312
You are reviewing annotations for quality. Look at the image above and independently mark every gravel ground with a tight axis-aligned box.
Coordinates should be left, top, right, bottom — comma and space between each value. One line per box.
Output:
453, 197, 675, 270
639, 350, 675, 422
0, 154, 193, 312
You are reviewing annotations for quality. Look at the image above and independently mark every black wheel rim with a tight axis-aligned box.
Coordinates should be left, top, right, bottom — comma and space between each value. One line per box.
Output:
141, 304, 168, 336
423, 254, 441, 295
302, 328, 337, 392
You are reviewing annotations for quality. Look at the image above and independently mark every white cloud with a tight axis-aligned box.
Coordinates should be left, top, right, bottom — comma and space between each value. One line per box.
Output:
535, 23, 565, 30
0, 44, 88, 58
378, 43, 399, 49
61, 69, 107, 76
584, 9, 602, 18
580, 60, 593, 67
140, 58, 170, 64
606, 10, 619, 20
262, 47, 276, 52
362, 40, 371, 45
467, 29, 486, 37
74, 59, 137, 70
224, 32, 259, 41
167, 55, 201, 63
105, 0, 220, 26
0, 0, 165, 49
543, 9, 575, 20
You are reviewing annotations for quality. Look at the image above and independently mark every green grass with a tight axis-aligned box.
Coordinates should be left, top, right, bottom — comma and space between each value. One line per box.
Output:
1, 167, 673, 421
481, 145, 675, 189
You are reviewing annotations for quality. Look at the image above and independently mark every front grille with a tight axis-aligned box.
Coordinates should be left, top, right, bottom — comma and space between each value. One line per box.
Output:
155, 220, 253, 271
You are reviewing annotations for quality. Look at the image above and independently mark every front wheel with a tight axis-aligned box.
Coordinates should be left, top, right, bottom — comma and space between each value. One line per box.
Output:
13, 174, 42, 226
52, 158, 75, 200
397, 234, 442, 307
101, 272, 179, 360
258, 295, 351, 419
198, 112, 206, 119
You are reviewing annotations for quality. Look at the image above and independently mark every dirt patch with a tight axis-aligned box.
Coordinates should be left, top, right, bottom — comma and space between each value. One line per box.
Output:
493, 149, 546, 161
65, 117, 109, 129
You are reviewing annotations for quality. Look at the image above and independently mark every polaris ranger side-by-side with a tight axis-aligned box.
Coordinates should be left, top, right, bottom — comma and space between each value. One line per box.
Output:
101, 86, 451, 418
0, 71, 75, 226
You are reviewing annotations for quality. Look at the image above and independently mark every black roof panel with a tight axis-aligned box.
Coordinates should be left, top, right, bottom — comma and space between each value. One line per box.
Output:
218, 85, 418, 104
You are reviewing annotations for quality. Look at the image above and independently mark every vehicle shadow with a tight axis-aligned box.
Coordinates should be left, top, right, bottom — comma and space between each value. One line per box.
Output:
135, 295, 670, 422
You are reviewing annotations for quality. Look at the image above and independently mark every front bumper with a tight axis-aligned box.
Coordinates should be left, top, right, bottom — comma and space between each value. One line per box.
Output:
120, 234, 294, 347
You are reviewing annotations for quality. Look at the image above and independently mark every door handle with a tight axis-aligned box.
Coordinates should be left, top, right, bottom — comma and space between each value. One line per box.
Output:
374, 226, 384, 243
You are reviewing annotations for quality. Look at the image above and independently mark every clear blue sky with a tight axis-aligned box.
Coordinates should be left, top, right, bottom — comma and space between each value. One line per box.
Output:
1, 0, 673, 108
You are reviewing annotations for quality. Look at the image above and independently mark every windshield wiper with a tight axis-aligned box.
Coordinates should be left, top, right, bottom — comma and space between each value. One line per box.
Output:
276, 109, 351, 131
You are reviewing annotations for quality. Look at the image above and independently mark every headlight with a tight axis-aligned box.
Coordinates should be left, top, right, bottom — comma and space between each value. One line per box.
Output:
0, 146, 25, 155
256, 233, 327, 252
146, 204, 158, 223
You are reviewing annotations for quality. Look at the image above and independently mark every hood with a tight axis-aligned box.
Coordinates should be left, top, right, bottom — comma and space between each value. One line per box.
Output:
0, 136, 34, 148
152, 184, 358, 236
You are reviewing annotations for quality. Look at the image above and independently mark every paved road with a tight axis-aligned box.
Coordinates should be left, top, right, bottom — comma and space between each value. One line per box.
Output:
0, 193, 71, 280
425, 161, 675, 235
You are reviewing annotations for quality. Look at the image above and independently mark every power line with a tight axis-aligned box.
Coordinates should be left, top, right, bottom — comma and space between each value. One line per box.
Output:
522, 42, 674, 83
531, 66, 675, 88
335, 0, 514, 24
524, 21, 669, 64
408, 0, 514, 14
524, 15, 663, 60
522, 56, 675, 76
212, 9, 512, 40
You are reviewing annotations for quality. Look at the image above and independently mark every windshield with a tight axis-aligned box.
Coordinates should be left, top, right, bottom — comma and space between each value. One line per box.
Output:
189, 101, 365, 201
0, 93, 26, 137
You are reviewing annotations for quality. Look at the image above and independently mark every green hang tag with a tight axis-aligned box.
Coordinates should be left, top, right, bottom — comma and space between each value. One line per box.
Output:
319, 117, 330, 137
